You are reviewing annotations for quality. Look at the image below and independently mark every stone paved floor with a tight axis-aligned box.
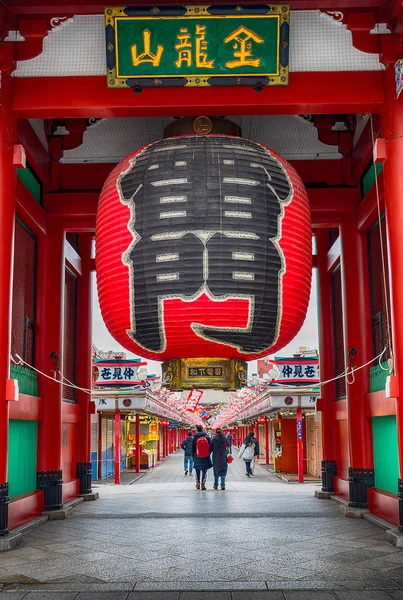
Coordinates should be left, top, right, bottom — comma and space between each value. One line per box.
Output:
2, 451, 403, 599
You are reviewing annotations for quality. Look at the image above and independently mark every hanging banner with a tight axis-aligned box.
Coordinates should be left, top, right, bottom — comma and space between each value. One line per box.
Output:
93, 361, 147, 386
273, 358, 320, 385
105, 5, 289, 88
184, 389, 204, 412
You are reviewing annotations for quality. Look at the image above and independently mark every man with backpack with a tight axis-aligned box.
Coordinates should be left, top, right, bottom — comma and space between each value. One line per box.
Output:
181, 430, 194, 476
192, 424, 212, 490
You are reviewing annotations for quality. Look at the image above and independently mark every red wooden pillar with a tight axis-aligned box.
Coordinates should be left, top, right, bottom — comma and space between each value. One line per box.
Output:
316, 230, 337, 492
135, 414, 141, 473
0, 69, 17, 535
114, 408, 121, 484
296, 407, 304, 483
340, 217, 374, 506
36, 218, 65, 511
383, 64, 403, 529
157, 426, 161, 462
255, 422, 260, 458
76, 234, 93, 495
265, 418, 269, 465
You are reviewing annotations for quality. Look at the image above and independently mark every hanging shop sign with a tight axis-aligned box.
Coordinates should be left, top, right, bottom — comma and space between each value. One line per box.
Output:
93, 360, 147, 386
184, 389, 204, 412
96, 135, 312, 390
297, 419, 303, 440
273, 358, 320, 385
270, 395, 318, 408
105, 5, 289, 88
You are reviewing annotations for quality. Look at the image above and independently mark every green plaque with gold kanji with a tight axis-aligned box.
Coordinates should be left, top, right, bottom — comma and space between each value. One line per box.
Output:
105, 5, 289, 88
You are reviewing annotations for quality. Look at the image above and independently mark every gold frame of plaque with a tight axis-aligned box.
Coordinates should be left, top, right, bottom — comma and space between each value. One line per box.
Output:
162, 358, 247, 391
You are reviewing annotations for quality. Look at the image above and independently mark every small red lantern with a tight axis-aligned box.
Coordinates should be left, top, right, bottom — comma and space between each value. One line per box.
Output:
96, 134, 311, 386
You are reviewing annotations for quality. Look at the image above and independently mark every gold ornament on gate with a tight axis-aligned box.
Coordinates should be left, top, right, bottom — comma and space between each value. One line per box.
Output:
193, 116, 213, 134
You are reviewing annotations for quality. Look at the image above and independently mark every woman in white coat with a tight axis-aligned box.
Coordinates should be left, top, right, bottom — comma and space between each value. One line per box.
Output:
238, 437, 256, 477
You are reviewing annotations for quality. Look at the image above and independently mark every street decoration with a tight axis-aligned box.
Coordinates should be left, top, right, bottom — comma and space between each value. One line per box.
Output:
105, 5, 290, 88
96, 134, 311, 389
184, 389, 204, 412
273, 357, 320, 385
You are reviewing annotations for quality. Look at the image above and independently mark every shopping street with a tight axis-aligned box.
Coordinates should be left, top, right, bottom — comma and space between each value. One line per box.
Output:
1, 452, 403, 599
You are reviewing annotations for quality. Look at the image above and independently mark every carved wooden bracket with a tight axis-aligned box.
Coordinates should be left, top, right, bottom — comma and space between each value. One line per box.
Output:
45, 119, 90, 162
313, 115, 356, 158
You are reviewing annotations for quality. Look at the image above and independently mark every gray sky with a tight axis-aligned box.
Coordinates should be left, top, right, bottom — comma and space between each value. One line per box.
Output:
92, 271, 318, 376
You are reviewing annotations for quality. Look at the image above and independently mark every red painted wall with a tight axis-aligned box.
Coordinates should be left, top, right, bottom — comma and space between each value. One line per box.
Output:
368, 488, 399, 527
335, 419, 349, 480
62, 422, 77, 483
281, 418, 307, 474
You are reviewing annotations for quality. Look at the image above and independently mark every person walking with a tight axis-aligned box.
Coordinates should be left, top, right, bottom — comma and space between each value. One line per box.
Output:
249, 432, 260, 475
211, 427, 229, 490
192, 424, 212, 490
181, 430, 194, 476
225, 431, 234, 455
238, 434, 256, 478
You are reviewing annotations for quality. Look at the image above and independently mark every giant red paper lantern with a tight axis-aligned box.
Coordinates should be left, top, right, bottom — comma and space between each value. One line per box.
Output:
96, 135, 311, 364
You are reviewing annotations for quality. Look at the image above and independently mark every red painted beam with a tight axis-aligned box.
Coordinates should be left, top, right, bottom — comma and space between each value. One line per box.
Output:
9, 394, 43, 420
43, 192, 99, 221
309, 187, 360, 213
7, 0, 388, 16
58, 160, 346, 193
312, 213, 345, 228
18, 120, 51, 185
16, 179, 47, 237
13, 73, 384, 119
44, 188, 360, 221
365, 390, 397, 417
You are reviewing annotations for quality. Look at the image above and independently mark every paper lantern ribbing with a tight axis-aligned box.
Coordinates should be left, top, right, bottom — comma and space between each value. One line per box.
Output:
96, 135, 311, 377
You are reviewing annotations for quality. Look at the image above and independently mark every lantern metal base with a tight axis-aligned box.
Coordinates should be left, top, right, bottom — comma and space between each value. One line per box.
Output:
162, 358, 247, 391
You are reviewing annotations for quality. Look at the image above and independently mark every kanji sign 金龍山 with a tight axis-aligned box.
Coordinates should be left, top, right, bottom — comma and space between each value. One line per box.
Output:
105, 5, 289, 87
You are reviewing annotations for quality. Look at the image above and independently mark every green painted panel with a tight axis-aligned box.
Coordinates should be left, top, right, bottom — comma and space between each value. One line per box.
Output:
115, 15, 279, 78
7, 420, 38, 498
362, 162, 383, 198
17, 165, 42, 203
372, 415, 399, 494
369, 361, 389, 392
10, 363, 38, 396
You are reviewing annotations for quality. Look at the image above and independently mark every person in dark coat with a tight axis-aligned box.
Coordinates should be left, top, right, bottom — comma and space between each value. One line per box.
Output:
192, 424, 212, 490
211, 427, 229, 490
225, 431, 234, 455
181, 430, 194, 476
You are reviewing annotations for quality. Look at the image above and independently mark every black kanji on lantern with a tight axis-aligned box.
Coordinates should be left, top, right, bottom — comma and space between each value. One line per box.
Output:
118, 136, 292, 354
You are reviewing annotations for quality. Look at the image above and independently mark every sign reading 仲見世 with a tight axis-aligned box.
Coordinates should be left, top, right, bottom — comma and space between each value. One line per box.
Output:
105, 5, 289, 88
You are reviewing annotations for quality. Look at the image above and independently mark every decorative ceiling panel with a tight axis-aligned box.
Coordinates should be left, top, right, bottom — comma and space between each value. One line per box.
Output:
14, 11, 382, 78
29, 115, 341, 163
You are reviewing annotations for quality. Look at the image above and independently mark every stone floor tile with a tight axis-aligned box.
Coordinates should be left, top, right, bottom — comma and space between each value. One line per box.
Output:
335, 593, 394, 600
75, 594, 129, 600
24, 594, 78, 600
385, 592, 403, 599
0, 594, 29, 599
179, 593, 231, 600
232, 592, 285, 599
128, 594, 179, 600
283, 593, 338, 600
134, 582, 267, 591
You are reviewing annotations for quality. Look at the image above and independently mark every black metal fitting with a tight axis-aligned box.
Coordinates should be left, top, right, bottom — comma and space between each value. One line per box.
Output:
397, 479, 403, 532
37, 470, 63, 511
0, 483, 9, 536
348, 467, 374, 508
76, 462, 92, 495
321, 459, 337, 492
